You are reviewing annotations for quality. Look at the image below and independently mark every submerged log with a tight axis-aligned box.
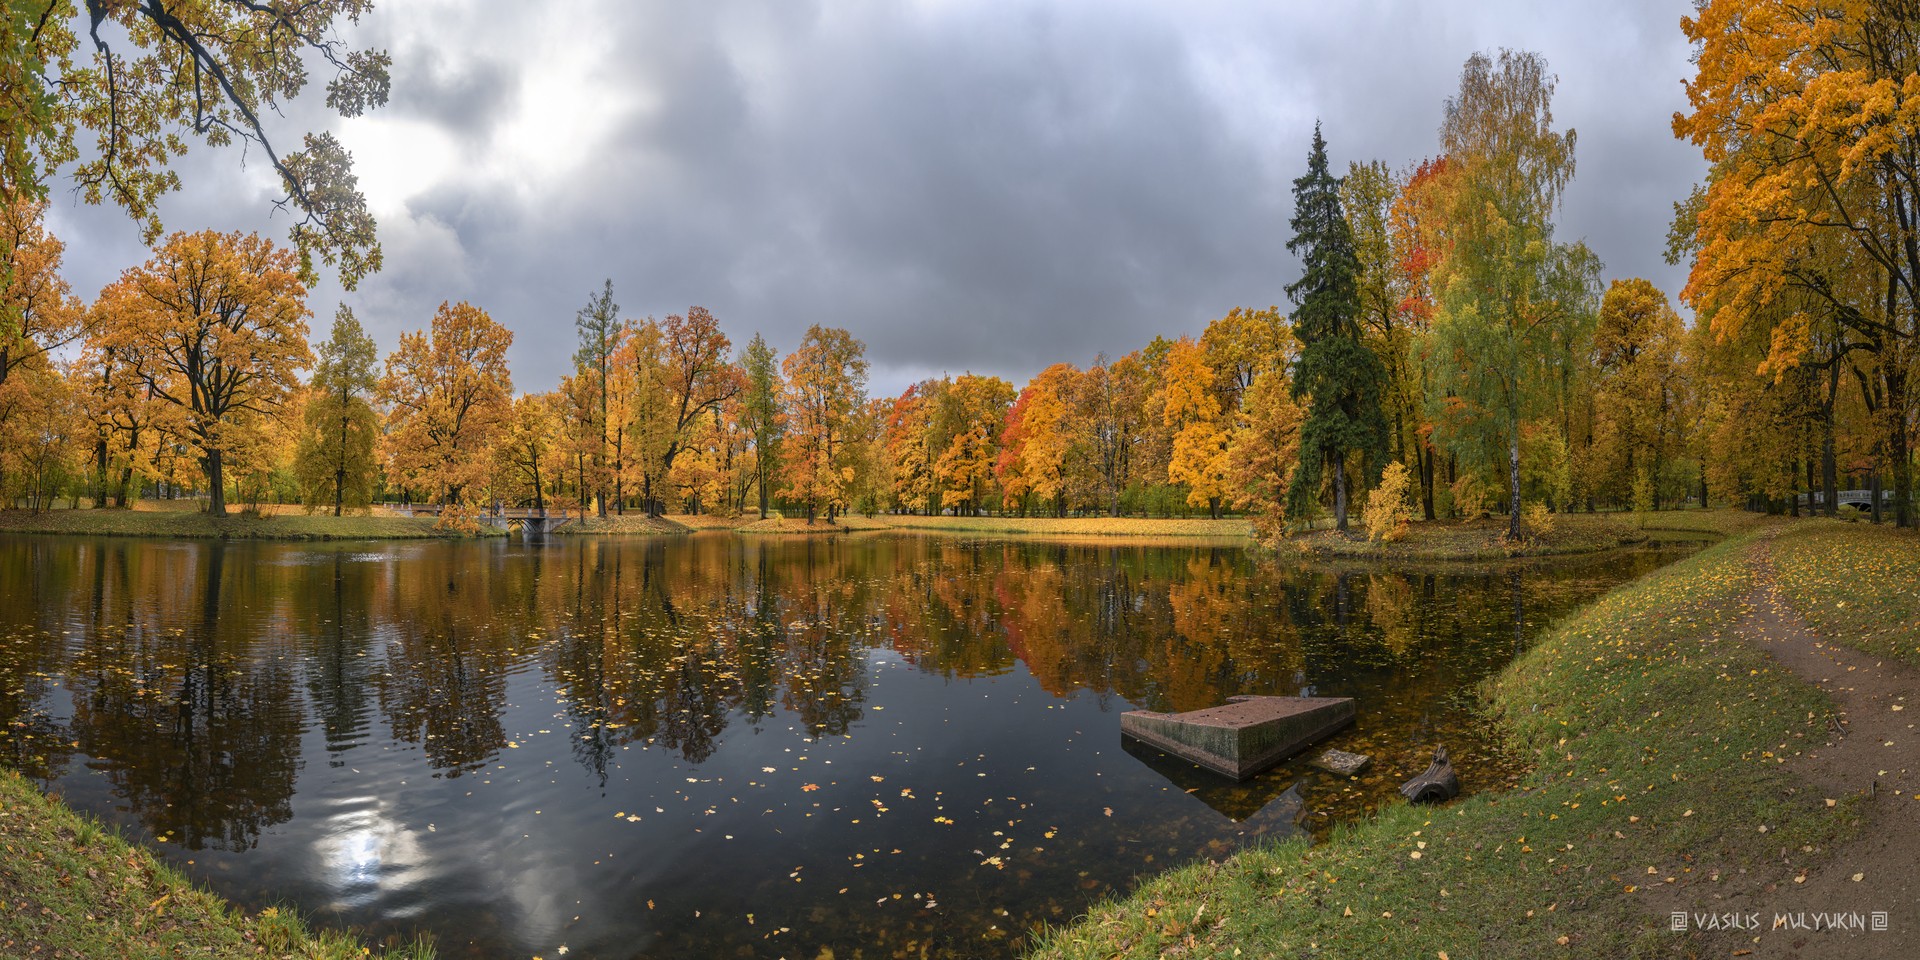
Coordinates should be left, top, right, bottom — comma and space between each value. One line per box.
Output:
1399, 746, 1460, 804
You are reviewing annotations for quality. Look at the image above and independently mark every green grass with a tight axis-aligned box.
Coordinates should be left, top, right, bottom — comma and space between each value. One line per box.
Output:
1291, 508, 1765, 562
554, 513, 694, 535
0, 768, 434, 959
1767, 518, 1920, 668
1029, 521, 1855, 959
0, 508, 485, 540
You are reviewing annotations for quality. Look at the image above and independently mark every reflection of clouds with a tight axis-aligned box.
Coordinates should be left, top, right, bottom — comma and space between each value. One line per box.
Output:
315, 795, 431, 913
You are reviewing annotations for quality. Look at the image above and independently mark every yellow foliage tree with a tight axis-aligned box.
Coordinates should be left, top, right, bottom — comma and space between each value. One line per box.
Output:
1162, 336, 1231, 517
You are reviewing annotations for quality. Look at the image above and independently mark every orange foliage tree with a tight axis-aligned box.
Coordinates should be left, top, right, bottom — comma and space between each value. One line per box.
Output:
380, 301, 514, 508
92, 231, 311, 516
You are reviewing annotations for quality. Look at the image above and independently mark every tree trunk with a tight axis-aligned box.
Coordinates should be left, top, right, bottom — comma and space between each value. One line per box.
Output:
1333, 453, 1348, 532
94, 438, 110, 508
1418, 445, 1436, 521
206, 447, 227, 517
1507, 435, 1522, 541
1889, 365, 1913, 528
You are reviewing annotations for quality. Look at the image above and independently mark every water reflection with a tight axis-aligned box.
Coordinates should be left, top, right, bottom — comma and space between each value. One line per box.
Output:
0, 532, 1697, 958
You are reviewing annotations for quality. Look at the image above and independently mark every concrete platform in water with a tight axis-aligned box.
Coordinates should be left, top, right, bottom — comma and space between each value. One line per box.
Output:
1120, 695, 1356, 780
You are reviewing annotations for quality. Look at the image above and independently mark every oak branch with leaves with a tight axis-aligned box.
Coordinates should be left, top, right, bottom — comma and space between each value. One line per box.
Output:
2, 0, 390, 289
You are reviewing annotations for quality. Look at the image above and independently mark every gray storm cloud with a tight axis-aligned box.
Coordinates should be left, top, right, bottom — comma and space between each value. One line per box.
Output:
42, 0, 1705, 398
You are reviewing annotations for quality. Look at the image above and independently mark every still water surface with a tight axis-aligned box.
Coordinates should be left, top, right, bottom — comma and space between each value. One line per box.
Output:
0, 531, 1699, 958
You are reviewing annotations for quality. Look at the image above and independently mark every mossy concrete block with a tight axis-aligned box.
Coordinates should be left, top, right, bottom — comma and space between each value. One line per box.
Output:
1120, 695, 1356, 780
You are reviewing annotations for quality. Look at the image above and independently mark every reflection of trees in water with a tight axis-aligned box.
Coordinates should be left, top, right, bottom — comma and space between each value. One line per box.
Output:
0, 539, 79, 781
373, 548, 513, 777
0, 533, 1684, 855
65, 543, 302, 851
296, 552, 380, 765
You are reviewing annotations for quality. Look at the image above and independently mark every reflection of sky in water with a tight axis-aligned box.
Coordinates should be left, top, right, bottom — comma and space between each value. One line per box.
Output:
0, 533, 1704, 959
316, 796, 429, 914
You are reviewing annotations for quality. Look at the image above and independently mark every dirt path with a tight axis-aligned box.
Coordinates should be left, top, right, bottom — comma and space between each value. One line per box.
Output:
1677, 535, 1919, 958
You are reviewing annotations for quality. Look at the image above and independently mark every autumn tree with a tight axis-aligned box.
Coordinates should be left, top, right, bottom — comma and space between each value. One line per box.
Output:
930, 374, 1014, 515
1426, 51, 1596, 538
779, 325, 868, 523
1287, 123, 1389, 532
496, 392, 560, 514
885, 384, 935, 513
2, 1, 389, 287
1228, 368, 1304, 541
739, 333, 783, 517
2, 198, 87, 391
1588, 279, 1688, 508
1674, 1, 1920, 526
93, 230, 311, 516
1163, 337, 1231, 518
380, 301, 514, 507
73, 311, 161, 508
1081, 352, 1149, 515
295, 306, 380, 515
1389, 156, 1451, 518
573, 280, 622, 517
650, 307, 741, 515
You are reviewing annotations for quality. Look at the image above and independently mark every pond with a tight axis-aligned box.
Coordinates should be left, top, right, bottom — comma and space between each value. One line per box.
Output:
0, 531, 1702, 958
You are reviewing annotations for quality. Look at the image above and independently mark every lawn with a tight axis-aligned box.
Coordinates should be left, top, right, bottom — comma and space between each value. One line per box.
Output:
1, 768, 434, 959
1767, 518, 1920, 668
878, 514, 1254, 538
1290, 508, 1766, 562
0, 507, 479, 540
555, 514, 694, 535
734, 514, 894, 534
1029, 520, 1856, 959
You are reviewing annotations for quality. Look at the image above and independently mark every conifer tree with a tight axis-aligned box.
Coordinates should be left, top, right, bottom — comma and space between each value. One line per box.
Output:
1285, 123, 1389, 532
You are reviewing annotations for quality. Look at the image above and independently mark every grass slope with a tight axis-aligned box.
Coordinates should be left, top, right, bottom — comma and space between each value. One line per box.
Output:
1767, 519, 1920, 668
735, 515, 893, 534
555, 514, 694, 535
1030, 522, 1854, 959
0, 508, 477, 540
0, 769, 433, 959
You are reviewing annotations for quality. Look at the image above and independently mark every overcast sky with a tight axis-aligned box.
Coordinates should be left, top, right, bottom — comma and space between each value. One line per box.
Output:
45, 0, 1706, 399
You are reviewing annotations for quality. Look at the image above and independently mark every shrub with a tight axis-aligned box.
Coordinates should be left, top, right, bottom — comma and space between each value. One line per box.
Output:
1835, 504, 1863, 522
1364, 462, 1415, 543
1450, 474, 1490, 520
1523, 500, 1555, 538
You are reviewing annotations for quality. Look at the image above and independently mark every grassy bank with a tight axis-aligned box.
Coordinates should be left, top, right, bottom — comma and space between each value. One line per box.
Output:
1767, 518, 1920, 668
0, 508, 480, 540
879, 514, 1253, 538
735, 514, 893, 534
1291, 508, 1767, 562
0, 769, 432, 959
667, 513, 748, 530
1031, 521, 1855, 959
555, 514, 693, 535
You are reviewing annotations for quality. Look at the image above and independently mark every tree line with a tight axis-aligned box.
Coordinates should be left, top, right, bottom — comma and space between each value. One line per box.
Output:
4, 24, 1918, 534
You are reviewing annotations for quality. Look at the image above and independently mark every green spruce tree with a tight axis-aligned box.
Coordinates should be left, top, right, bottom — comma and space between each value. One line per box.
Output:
1285, 123, 1390, 533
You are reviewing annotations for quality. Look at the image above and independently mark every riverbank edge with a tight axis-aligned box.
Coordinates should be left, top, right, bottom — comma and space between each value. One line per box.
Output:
552, 514, 695, 535
0, 508, 493, 541
0, 769, 433, 959
1028, 520, 1859, 959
